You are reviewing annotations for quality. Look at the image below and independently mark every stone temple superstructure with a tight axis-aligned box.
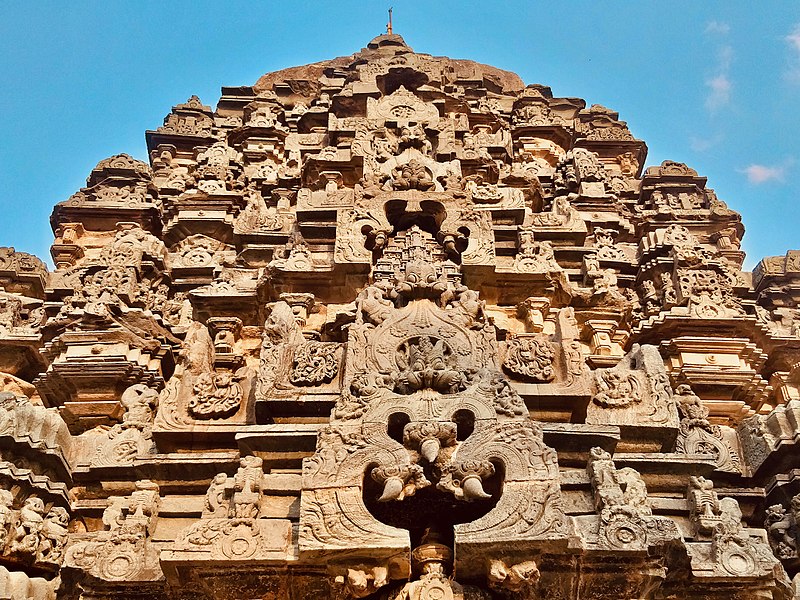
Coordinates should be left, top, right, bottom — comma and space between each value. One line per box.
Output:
2, 32, 800, 599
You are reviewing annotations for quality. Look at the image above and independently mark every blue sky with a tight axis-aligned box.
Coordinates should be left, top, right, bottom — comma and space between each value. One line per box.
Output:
0, 1, 797, 269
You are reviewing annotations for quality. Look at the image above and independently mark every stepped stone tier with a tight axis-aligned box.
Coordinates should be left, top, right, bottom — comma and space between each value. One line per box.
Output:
3, 31, 800, 599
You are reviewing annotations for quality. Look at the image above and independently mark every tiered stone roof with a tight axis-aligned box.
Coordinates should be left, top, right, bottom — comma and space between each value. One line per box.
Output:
0, 33, 799, 600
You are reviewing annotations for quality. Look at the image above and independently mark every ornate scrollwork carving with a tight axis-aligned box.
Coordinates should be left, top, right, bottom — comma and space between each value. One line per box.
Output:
290, 341, 340, 386
188, 369, 246, 419
503, 335, 556, 382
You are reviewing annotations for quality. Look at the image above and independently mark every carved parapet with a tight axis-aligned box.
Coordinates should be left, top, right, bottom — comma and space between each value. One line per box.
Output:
738, 400, 800, 476
0, 565, 59, 600
639, 223, 703, 257
160, 190, 247, 246
51, 155, 161, 233
580, 447, 680, 555
0, 248, 48, 298
685, 476, 781, 582
188, 268, 260, 325
0, 393, 72, 487
161, 457, 295, 584
585, 344, 679, 450
0, 393, 71, 457
529, 195, 587, 237
63, 480, 162, 584
162, 518, 294, 582
146, 95, 215, 152
754, 251, 800, 296
685, 534, 784, 583
234, 191, 295, 239
0, 462, 70, 508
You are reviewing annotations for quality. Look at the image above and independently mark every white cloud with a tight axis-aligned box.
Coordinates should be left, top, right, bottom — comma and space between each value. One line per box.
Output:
690, 134, 722, 152
785, 24, 800, 84
717, 45, 733, 71
705, 74, 732, 111
740, 164, 787, 184
705, 21, 730, 35
787, 24, 800, 51
702, 22, 734, 113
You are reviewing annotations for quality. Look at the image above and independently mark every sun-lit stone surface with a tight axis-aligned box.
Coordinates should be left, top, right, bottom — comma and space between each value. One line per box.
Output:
1, 30, 800, 599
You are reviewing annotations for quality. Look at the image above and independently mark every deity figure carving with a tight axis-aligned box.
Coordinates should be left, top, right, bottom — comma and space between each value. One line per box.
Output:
8, 497, 46, 557
765, 504, 797, 560
394, 336, 464, 395
36, 507, 69, 566
512, 227, 560, 273
586, 447, 678, 551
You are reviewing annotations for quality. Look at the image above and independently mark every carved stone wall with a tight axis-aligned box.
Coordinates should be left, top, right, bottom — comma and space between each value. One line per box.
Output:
0, 30, 798, 599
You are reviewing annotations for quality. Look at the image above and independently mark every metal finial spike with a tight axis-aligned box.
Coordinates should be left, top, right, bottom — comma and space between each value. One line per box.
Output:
387, 7, 393, 35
